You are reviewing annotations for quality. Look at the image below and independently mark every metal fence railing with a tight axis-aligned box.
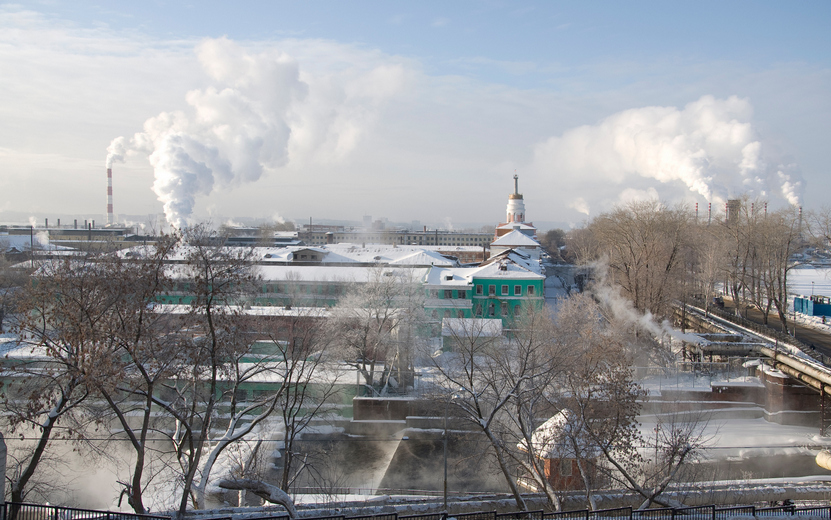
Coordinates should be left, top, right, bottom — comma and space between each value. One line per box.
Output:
3, 503, 170, 520
0, 501, 828, 520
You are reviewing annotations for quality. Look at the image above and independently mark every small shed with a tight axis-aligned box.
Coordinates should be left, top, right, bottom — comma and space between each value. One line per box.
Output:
518, 410, 598, 491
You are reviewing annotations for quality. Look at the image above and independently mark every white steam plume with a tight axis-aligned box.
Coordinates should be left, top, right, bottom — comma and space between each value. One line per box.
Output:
533, 95, 805, 211
589, 259, 701, 344
105, 136, 128, 169
106, 37, 405, 229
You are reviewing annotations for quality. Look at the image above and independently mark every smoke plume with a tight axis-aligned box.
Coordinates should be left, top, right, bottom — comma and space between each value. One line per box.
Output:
533, 95, 805, 214
106, 37, 405, 228
105, 136, 128, 169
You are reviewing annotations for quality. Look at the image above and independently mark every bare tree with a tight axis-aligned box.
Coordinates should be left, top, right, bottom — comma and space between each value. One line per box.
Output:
5, 255, 112, 506
429, 317, 530, 510
501, 308, 576, 511
578, 201, 693, 320
551, 294, 709, 510
329, 267, 425, 395
191, 309, 342, 508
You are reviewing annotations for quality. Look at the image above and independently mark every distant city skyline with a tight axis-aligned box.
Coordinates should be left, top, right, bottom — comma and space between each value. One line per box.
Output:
2, 2, 830, 229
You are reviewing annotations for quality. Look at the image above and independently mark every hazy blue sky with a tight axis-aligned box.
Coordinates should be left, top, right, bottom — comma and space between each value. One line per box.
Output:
2, 1, 829, 228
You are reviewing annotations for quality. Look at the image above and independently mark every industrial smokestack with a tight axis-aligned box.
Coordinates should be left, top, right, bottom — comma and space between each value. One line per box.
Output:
107, 168, 114, 226
799, 206, 803, 238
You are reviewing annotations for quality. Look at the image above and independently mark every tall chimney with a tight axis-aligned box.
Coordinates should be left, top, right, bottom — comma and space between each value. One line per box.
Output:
107, 168, 114, 226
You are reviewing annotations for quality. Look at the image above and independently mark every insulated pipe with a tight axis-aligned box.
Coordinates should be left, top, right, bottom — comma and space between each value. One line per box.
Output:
756, 345, 831, 392
769, 361, 831, 397
684, 303, 831, 395
816, 450, 831, 471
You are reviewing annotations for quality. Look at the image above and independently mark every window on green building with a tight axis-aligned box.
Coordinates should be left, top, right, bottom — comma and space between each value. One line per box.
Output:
528, 286, 535, 295
476, 285, 483, 295
501, 302, 508, 316
514, 285, 521, 296
501, 285, 508, 295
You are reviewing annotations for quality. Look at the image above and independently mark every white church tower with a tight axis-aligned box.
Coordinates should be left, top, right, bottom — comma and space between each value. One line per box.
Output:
494, 174, 537, 240
506, 174, 525, 223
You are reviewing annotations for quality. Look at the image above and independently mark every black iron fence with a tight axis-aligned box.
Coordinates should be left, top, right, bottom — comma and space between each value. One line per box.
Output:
1, 502, 829, 520
2, 503, 170, 520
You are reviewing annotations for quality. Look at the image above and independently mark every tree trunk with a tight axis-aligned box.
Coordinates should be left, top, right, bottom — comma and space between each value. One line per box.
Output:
218, 479, 298, 519
9, 392, 67, 506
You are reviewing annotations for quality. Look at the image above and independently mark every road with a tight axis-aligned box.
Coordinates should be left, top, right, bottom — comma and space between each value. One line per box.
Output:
722, 298, 831, 360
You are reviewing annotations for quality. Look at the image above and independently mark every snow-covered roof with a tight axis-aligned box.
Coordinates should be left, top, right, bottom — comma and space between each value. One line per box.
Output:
468, 259, 544, 280
424, 253, 544, 286
482, 249, 542, 275
424, 267, 475, 286
149, 304, 331, 318
519, 410, 600, 459
496, 222, 537, 231
257, 265, 430, 283
118, 243, 457, 268
491, 229, 541, 247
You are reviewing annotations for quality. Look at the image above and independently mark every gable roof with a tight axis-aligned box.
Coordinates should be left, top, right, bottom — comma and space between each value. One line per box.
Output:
491, 229, 540, 247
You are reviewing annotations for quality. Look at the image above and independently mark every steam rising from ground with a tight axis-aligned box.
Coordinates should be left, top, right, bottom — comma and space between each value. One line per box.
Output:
533, 95, 804, 215
107, 37, 405, 228
589, 260, 701, 345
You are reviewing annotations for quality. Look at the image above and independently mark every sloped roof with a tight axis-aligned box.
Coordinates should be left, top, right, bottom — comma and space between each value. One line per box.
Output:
496, 222, 537, 230
518, 410, 600, 459
491, 229, 541, 247
470, 260, 544, 280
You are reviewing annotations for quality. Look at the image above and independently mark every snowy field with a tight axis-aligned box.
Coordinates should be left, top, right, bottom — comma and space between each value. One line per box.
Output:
790, 267, 831, 300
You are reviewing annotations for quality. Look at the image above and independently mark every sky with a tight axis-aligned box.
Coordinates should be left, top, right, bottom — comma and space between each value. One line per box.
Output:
1, 1, 830, 230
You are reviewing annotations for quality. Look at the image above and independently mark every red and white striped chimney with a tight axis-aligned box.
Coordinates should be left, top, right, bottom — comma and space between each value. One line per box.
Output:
107, 167, 114, 226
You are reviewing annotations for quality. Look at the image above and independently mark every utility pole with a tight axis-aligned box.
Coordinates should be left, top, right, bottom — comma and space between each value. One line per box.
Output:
443, 399, 448, 511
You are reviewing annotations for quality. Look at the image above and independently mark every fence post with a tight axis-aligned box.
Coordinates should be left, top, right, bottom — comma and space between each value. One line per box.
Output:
0, 433, 5, 519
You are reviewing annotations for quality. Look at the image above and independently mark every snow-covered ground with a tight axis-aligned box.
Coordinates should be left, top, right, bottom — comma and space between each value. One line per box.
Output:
790, 267, 831, 299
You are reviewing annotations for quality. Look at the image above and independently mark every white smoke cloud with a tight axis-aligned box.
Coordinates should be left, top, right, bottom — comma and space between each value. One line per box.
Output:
618, 187, 660, 205
589, 259, 698, 345
568, 197, 590, 215
105, 136, 128, 169
532, 95, 805, 214
108, 37, 405, 229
